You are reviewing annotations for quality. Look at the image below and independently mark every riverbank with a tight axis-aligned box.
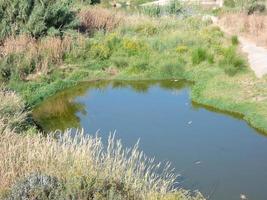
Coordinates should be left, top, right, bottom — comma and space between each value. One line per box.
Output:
1, 1, 267, 199
5, 7, 267, 134
0, 1, 207, 199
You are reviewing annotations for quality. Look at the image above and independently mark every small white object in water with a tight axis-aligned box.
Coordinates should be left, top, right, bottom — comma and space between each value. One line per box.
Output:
240, 194, 247, 200
188, 121, 192, 125
174, 79, 178, 82
194, 160, 202, 165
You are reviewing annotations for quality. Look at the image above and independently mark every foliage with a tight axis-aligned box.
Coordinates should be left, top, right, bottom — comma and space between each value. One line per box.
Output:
140, 0, 184, 17
79, 7, 123, 34
6, 173, 62, 200
0, 35, 73, 82
224, 0, 266, 14
176, 45, 189, 54
191, 47, 213, 65
0, 87, 28, 133
231, 35, 239, 45
0, 0, 77, 40
220, 46, 247, 75
0, 130, 205, 200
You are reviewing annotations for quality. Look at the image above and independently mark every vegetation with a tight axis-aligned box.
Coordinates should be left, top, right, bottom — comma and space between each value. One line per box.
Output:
1, 0, 267, 199
0, 87, 28, 134
219, 12, 267, 47
0, 0, 78, 40
224, 0, 266, 14
0, 129, 204, 200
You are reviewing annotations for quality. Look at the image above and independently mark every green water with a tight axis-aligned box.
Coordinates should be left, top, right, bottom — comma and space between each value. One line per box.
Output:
33, 80, 267, 200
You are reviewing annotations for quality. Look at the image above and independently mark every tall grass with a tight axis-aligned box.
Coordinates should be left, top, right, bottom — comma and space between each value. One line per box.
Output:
0, 87, 27, 133
79, 7, 124, 34
0, 34, 73, 81
0, 129, 204, 200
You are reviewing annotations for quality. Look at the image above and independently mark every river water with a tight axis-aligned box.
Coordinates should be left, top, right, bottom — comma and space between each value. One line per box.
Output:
33, 80, 267, 200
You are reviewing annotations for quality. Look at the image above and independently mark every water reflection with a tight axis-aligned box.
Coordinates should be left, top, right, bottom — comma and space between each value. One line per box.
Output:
33, 80, 189, 132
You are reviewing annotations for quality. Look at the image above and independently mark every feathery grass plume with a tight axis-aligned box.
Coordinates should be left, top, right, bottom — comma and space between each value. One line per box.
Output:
0, 87, 27, 133
0, 129, 204, 199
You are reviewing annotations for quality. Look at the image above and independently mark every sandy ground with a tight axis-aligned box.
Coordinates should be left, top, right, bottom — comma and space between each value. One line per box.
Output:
211, 16, 267, 78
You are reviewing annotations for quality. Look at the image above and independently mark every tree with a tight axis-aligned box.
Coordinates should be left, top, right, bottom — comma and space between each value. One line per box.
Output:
0, 0, 78, 41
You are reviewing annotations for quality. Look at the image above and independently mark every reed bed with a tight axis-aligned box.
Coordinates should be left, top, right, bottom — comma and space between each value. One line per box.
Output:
79, 7, 124, 33
0, 35, 73, 79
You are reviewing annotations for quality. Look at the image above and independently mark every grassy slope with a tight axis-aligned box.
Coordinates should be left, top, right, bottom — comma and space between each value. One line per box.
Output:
6, 10, 267, 133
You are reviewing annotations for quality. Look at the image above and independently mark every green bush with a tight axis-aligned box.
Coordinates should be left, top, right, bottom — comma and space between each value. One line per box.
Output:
140, 0, 183, 17
90, 43, 111, 60
0, 0, 77, 40
224, 0, 266, 13
220, 46, 247, 75
111, 55, 129, 68
191, 47, 209, 65
123, 39, 147, 56
248, 1, 266, 14
176, 45, 189, 54
224, 0, 236, 7
231, 35, 239, 45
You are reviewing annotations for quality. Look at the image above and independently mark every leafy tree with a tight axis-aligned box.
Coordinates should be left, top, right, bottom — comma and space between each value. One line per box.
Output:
0, 0, 78, 40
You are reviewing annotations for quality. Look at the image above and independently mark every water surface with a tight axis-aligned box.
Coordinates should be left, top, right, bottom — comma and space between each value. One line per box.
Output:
33, 80, 267, 200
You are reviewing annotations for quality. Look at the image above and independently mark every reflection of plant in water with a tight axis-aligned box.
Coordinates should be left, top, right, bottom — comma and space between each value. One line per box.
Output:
33, 80, 189, 132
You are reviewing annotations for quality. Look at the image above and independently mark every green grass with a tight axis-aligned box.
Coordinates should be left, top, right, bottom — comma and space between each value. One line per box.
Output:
2, 3, 267, 200
3, 11, 267, 134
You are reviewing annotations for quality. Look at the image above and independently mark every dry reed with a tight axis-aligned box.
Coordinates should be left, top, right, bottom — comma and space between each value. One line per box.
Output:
0, 129, 178, 199
0, 34, 73, 78
79, 7, 124, 33
219, 12, 267, 46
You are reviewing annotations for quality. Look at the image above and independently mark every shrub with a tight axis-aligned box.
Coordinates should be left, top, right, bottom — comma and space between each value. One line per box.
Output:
141, 5, 161, 17
79, 7, 123, 34
6, 173, 62, 200
140, 0, 184, 17
247, 1, 266, 14
0, 35, 72, 81
224, 0, 236, 7
220, 46, 247, 75
123, 39, 147, 56
231, 35, 239, 45
176, 45, 189, 54
111, 55, 129, 68
90, 43, 111, 60
0, 0, 77, 40
0, 130, 177, 199
191, 47, 208, 65
134, 23, 159, 36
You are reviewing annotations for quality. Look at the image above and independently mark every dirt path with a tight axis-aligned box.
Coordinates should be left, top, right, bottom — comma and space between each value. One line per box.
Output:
211, 16, 267, 78
141, 0, 267, 78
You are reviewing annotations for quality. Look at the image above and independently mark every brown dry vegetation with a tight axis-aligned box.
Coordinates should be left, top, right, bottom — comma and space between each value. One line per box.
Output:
79, 7, 124, 33
0, 35, 74, 80
219, 12, 267, 47
0, 129, 204, 200
0, 87, 27, 134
